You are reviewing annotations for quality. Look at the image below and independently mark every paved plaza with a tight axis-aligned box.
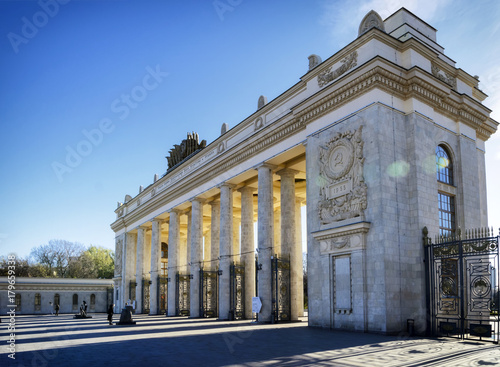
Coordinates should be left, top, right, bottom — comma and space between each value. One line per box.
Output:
1, 313, 500, 366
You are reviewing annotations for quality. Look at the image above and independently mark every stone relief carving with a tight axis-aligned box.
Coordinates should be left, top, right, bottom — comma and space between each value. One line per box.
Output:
358, 10, 385, 36
318, 51, 358, 88
166, 132, 207, 170
115, 238, 123, 276
431, 63, 457, 90
318, 126, 367, 224
254, 117, 264, 131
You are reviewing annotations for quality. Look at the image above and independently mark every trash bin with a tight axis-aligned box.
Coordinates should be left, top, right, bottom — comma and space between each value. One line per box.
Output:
407, 319, 415, 336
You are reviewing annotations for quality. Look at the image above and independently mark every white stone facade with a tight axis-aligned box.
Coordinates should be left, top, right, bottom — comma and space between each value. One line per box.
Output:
111, 9, 497, 334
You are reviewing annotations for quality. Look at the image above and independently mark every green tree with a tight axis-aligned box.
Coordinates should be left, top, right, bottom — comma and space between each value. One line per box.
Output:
67, 246, 114, 279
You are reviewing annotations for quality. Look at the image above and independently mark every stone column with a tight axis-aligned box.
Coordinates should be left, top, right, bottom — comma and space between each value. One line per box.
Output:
149, 219, 162, 315
274, 207, 281, 256
185, 210, 192, 272
135, 226, 147, 313
218, 183, 234, 320
167, 210, 180, 316
233, 213, 240, 262
295, 198, 304, 317
278, 168, 299, 320
190, 198, 204, 318
121, 232, 136, 311
257, 164, 274, 322
239, 186, 256, 319
210, 201, 220, 271
204, 229, 211, 265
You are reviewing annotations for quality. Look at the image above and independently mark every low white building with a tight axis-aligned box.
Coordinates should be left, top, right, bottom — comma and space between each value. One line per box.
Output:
0, 277, 113, 315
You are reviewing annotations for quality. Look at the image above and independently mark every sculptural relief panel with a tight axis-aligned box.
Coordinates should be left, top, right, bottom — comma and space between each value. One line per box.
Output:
318, 126, 367, 224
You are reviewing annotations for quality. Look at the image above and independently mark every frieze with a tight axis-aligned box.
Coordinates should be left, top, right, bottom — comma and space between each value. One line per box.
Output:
431, 63, 457, 90
318, 126, 367, 224
318, 51, 358, 88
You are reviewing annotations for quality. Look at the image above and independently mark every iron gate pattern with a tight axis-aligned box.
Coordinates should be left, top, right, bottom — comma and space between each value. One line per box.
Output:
230, 263, 245, 320
142, 279, 150, 314
158, 275, 168, 315
200, 269, 218, 318
425, 227, 500, 342
176, 273, 190, 316
272, 256, 291, 322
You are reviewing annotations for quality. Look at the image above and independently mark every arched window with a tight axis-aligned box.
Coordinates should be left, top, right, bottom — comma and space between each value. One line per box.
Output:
436, 145, 456, 237
35, 293, 41, 311
15, 294, 21, 307
54, 294, 60, 306
436, 145, 453, 185
90, 294, 96, 306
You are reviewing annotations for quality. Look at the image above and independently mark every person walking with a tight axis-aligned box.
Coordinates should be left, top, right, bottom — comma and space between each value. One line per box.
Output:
107, 304, 114, 325
49, 302, 53, 315
55, 303, 60, 316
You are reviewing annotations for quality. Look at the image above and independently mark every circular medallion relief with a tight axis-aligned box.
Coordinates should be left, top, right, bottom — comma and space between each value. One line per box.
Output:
325, 139, 354, 179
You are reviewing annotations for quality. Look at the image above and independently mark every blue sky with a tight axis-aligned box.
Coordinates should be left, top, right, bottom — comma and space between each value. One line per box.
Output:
1, 0, 499, 258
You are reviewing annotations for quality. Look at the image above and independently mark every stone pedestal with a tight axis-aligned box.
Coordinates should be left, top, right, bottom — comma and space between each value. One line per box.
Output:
117, 305, 136, 325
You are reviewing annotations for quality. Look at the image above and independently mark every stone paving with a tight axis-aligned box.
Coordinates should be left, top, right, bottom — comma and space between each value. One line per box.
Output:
1, 313, 500, 366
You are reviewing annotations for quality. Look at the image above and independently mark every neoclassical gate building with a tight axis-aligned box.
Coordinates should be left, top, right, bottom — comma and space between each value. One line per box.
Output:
111, 8, 497, 334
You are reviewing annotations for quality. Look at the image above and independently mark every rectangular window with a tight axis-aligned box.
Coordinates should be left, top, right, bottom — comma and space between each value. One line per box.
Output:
439, 193, 455, 237
35, 293, 41, 311
161, 261, 168, 277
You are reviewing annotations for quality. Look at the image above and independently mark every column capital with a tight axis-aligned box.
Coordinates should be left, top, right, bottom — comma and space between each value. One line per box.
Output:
137, 225, 149, 231
238, 186, 257, 194
254, 162, 278, 172
151, 218, 166, 224
189, 196, 206, 204
208, 198, 220, 206
217, 182, 236, 190
276, 168, 300, 177
169, 208, 182, 215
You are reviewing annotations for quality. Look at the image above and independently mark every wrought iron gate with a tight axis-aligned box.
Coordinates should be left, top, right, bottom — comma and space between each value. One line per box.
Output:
200, 269, 218, 318
230, 263, 245, 320
158, 275, 168, 315
425, 227, 499, 343
272, 256, 291, 323
142, 279, 150, 314
176, 273, 190, 316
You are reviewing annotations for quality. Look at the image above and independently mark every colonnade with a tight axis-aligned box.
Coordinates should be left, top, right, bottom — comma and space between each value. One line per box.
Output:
119, 164, 305, 322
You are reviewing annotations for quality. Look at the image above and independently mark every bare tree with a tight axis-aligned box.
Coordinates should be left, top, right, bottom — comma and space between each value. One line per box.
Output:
30, 240, 85, 277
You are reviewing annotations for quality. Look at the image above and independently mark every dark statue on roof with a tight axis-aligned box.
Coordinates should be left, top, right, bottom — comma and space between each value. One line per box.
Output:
166, 132, 207, 170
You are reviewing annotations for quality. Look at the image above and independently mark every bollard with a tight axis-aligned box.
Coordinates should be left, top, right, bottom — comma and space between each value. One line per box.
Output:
407, 319, 415, 336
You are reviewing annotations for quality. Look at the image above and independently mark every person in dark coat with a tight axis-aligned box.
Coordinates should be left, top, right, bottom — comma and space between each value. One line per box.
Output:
107, 304, 114, 325
55, 303, 60, 316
